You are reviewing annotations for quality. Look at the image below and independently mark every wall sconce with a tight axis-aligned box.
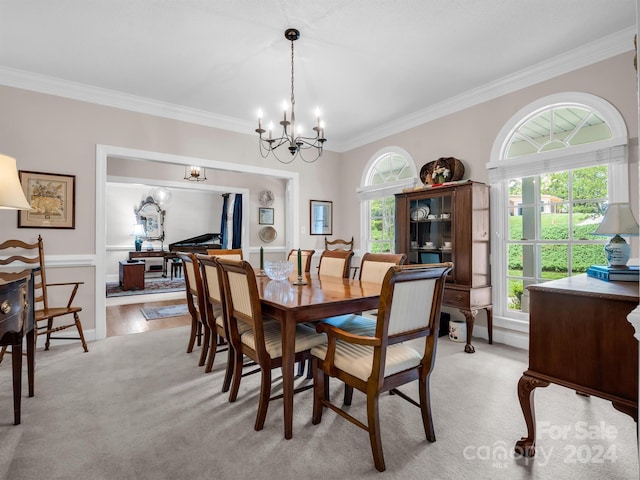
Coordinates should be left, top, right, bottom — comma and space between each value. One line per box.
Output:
0, 154, 32, 210
184, 166, 207, 182
592, 202, 639, 267
132, 224, 146, 252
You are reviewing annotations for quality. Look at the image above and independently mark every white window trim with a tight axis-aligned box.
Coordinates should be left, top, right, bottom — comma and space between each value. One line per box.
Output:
489, 93, 629, 332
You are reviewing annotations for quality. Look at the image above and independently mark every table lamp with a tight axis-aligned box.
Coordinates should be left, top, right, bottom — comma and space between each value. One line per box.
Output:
592, 202, 639, 267
0, 154, 31, 210
132, 224, 146, 252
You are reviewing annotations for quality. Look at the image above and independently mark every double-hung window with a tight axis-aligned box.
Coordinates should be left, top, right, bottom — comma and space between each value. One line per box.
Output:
488, 93, 629, 322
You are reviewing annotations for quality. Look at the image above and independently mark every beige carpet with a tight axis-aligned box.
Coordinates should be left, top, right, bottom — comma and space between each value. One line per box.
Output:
0, 328, 637, 479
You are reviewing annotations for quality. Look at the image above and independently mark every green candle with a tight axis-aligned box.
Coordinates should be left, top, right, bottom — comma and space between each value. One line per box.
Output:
297, 248, 302, 276
260, 246, 264, 269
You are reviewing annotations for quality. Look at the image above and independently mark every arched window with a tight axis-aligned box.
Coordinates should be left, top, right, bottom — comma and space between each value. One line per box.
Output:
488, 92, 628, 322
357, 147, 417, 253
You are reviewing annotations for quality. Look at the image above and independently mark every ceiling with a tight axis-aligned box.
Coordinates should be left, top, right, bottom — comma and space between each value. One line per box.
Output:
0, 1, 635, 152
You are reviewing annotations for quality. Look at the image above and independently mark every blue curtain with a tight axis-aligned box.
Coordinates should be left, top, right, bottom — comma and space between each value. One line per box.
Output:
232, 194, 242, 248
220, 193, 229, 248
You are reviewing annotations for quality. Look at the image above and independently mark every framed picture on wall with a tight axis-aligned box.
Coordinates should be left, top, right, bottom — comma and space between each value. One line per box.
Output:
259, 207, 274, 225
310, 199, 332, 235
18, 170, 76, 229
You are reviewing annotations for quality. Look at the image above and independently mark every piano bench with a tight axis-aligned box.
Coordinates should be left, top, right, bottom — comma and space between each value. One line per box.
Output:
170, 259, 183, 280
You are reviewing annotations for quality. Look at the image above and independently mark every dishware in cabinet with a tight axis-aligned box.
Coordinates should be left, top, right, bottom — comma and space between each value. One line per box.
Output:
395, 180, 492, 353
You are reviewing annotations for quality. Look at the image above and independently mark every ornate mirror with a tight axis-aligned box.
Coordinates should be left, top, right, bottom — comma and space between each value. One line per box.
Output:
134, 196, 165, 242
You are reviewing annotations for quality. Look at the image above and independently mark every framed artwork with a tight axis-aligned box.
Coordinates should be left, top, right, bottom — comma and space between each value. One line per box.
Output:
18, 171, 76, 229
310, 199, 332, 235
259, 207, 274, 225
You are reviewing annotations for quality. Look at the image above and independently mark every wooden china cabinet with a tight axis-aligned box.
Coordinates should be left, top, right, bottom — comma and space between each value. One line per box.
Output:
395, 180, 492, 353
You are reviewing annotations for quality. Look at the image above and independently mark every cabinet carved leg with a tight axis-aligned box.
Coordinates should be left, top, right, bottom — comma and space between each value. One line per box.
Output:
486, 306, 493, 344
460, 309, 477, 353
515, 373, 550, 457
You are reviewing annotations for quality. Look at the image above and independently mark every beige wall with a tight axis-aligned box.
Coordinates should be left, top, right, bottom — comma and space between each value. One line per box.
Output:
339, 52, 639, 239
0, 51, 637, 343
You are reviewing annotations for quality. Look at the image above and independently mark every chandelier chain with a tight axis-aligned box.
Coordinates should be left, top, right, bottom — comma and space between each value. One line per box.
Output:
290, 39, 295, 123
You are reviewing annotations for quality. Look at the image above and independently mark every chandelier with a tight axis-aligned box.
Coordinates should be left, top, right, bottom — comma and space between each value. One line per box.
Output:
184, 166, 207, 182
256, 28, 326, 164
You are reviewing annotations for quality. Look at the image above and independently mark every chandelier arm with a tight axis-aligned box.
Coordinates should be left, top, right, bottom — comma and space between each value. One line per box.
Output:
298, 147, 322, 163
271, 146, 298, 164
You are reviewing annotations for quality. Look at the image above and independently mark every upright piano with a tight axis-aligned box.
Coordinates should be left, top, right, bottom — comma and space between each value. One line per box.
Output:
168, 233, 222, 255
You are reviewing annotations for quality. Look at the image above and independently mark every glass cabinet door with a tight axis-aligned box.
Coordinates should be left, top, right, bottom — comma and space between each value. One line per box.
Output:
408, 193, 453, 265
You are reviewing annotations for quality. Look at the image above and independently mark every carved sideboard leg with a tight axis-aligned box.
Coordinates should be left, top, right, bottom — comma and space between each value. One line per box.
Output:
460, 309, 477, 353
515, 373, 550, 457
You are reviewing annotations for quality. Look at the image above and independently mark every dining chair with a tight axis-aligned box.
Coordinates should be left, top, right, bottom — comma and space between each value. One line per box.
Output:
216, 257, 327, 431
0, 235, 88, 353
287, 249, 315, 273
318, 249, 354, 278
195, 255, 242, 385
196, 250, 255, 372
324, 236, 354, 251
311, 262, 453, 472
178, 252, 210, 367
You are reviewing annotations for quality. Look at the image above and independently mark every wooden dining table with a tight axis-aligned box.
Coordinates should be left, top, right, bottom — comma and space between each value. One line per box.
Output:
256, 272, 382, 439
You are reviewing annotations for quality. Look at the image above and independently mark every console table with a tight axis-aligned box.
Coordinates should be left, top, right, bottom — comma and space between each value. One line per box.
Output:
0, 269, 36, 425
128, 251, 178, 277
515, 274, 639, 457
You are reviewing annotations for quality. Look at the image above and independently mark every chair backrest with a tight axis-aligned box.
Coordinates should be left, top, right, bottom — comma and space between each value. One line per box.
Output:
0, 235, 49, 311
287, 249, 315, 273
195, 254, 228, 337
375, 263, 452, 373
324, 236, 354, 251
206, 248, 243, 260
318, 249, 354, 278
216, 257, 269, 361
358, 252, 407, 285
178, 252, 205, 319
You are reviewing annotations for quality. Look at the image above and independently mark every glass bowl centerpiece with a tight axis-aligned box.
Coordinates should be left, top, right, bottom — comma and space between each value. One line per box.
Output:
263, 260, 294, 281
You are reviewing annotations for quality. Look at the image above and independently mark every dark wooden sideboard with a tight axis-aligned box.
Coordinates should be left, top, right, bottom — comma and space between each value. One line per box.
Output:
0, 269, 36, 425
515, 274, 639, 457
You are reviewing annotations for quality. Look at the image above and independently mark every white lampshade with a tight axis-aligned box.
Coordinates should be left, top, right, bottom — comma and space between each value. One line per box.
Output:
592, 202, 639, 267
0, 154, 32, 210
592, 202, 639, 236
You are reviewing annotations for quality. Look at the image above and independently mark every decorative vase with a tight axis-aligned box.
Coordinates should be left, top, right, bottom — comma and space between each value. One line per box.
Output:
448, 319, 467, 343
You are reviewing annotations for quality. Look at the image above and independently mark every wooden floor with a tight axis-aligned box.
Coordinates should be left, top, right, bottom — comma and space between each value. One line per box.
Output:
106, 298, 191, 337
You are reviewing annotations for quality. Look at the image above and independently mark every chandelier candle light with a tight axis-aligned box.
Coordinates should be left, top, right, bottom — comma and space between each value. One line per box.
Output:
256, 28, 326, 164
592, 202, 639, 267
184, 166, 207, 182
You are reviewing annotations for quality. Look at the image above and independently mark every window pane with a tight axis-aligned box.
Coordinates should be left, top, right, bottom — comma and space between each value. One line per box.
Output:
573, 202, 604, 239
541, 208, 569, 240
572, 165, 608, 200
572, 244, 606, 274
509, 207, 536, 240
507, 278, 524, 311
540, 244, 568, 279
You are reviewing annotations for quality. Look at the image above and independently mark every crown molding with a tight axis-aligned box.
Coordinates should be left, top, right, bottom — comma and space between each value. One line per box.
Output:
0, 27, 634, 154
0, 65, 254, 135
